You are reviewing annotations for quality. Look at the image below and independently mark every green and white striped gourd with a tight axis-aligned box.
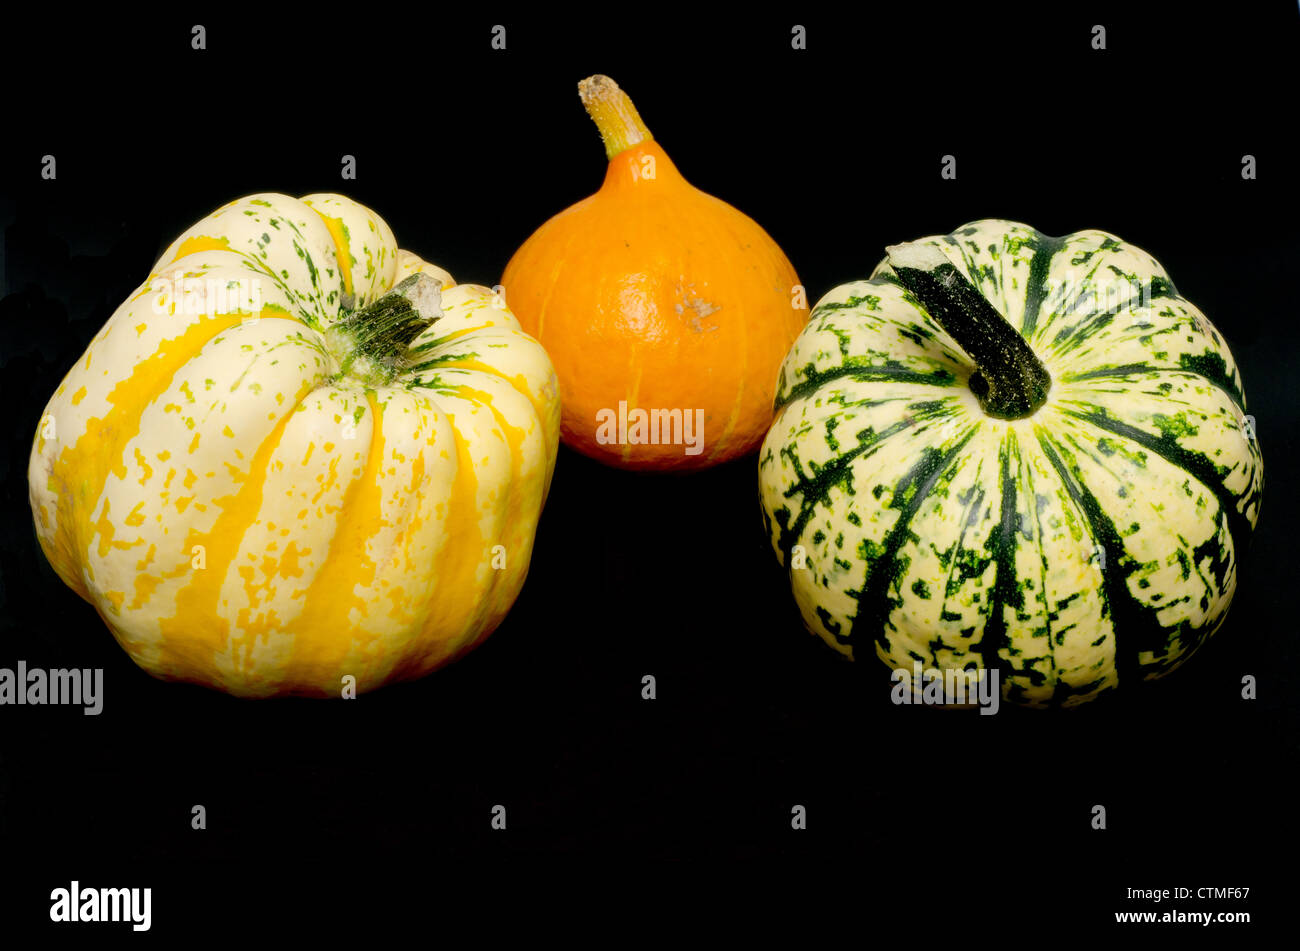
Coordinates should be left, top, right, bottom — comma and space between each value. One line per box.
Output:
758, 220, 1263, 707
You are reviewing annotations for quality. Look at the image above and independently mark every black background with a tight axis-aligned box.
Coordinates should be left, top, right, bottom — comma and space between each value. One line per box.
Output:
1, 5, 1296, 938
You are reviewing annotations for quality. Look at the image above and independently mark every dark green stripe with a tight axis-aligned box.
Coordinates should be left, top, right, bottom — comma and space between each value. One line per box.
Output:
812, 294, 883, 313
1178, 351, 1246, 412
1062, 406, 1254, 560
1035, 435, 1144, 691
1037, 429, 1231, 691
776, 361, 956, 410
1021, 453, 1080, 705
1063, 358, 1247, 414
845, 427, 978, 653
1043, 275, 1179, 359
1062, 363, 1156, 382
774, 401, 960, 557
1020, 234, 1065, 336
1055, 275, 1176, 327
975, 434, 1020, 690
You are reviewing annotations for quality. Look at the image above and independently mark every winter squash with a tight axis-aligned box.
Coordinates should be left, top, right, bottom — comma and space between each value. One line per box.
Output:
759, 220, 1263, 707
28, 193, 561, 698
501, 75, 807, 470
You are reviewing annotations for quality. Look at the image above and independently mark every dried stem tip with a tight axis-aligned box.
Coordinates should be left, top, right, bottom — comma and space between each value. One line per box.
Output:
578, 74, 653, 160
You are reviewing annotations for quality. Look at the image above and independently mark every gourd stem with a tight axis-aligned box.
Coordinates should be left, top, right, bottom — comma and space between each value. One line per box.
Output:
578, 74, 653, 160
326, 273, 442, 388
886, 242, 1051, 420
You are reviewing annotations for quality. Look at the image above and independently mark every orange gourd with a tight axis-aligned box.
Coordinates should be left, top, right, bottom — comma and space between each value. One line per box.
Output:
501, 75, 807, 470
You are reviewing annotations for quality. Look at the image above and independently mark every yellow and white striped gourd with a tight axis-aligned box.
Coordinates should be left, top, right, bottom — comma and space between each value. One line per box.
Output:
29, 193, 560, 698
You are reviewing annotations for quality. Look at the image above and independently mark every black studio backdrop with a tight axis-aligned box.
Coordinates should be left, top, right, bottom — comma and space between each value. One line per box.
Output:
1, 5, 1297, 937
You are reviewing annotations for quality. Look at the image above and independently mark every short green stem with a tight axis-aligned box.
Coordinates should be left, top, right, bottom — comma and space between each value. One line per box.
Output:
886, 241, 1051, 420
326, 273, 442, 388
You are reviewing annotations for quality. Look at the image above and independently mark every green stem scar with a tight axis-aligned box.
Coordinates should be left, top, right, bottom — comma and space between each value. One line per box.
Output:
326, 273, 442, 387
887, 241, 1052, 420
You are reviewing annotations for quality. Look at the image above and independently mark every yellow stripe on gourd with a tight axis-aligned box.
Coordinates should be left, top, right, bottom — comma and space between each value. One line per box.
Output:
436, 358, 545, 439
171, 235, 232, 261
316, 213, 354, 299
381, 445, 428, 627
153, 377, 318, 685
41, 313, 250, 599
280, 391, 386, 693
411, 419, 484, 676
456, 385, 533, 641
